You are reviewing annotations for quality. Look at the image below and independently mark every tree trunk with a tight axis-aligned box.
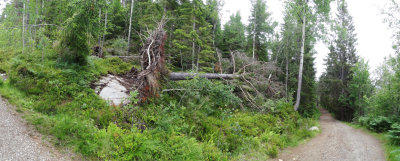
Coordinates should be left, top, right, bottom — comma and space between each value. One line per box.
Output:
217, 50, 223, 74
294, 7, 307, 111
169, 72, 239, 80
121, 0, 126, 8
127, 0, 134, 54
98, 8, 102, 47
34, 0, 38, 44
102, 9, 108, 48
196, 45, 200, 72
192, 4, 196, 70
252, 10, 256, 60
22, 1, 25, 54
286, 50, 289, 101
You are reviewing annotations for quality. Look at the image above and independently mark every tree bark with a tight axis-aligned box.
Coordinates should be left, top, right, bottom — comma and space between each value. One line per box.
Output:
294, 6, 307, 111
169, 72, 239, 80
252, 9, 257, 60
121, 0, 126, 8
286, 49, 289, 101
22, 1, 25, 54
98, 8, 102, 47
192, 3, 196, 70
127, 0, 134, 54
102, 9, 108, 48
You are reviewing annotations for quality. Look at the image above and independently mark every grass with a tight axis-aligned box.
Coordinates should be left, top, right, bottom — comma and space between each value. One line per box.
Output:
0, 48, 321, 160
346, 123, 400, 161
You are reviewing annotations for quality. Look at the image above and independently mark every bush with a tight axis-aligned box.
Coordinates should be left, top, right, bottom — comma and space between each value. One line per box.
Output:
0, 79, 3, 86
358, 116, 371, 127
388, 123, 400, 145
361, 116, 392, 133
167, 77, 242, 110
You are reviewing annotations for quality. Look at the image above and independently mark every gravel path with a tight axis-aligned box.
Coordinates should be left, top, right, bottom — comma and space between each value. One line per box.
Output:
272, 109, 386, 161
0, 96, 71, 161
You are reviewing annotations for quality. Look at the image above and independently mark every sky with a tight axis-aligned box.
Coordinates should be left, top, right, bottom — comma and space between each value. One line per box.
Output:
222, 0, 395, 78
0, 0, 396, 78
0, 0, 6, 14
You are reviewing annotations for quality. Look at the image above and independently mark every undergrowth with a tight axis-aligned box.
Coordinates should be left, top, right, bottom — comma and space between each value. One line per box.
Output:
0, 48, 319, 160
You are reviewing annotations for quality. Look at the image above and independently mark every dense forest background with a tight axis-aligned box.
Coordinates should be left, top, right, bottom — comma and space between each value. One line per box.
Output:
0, 0, 399, 160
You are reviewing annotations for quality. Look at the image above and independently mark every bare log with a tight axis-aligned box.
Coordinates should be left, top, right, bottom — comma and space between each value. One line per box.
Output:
169, 72, 239, 80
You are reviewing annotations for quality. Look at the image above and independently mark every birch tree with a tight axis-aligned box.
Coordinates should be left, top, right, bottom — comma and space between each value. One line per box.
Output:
292, 0, 333, 111
127, 0, 134, 54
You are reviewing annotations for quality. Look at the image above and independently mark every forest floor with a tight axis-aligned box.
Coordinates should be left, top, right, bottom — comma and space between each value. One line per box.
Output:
272, 108, 386, 161
0, 96, 72, 161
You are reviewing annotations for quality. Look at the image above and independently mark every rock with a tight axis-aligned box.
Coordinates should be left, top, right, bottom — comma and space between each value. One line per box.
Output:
309, 126, 319, 131
0, 73, 7, 81
94, 74, 131, 106
279, 159, 283, 161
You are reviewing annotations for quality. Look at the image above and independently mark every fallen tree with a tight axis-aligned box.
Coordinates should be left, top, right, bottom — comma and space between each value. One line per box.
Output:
135, 18, 168, 102
124, 18, 284, 109
169, 72, 239, 80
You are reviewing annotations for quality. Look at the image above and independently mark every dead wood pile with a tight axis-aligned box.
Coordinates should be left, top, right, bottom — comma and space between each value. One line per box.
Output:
123, 19, 283, 108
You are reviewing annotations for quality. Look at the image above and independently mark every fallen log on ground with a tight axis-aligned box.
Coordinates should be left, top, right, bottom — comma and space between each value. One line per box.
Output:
169, 72, 239, 80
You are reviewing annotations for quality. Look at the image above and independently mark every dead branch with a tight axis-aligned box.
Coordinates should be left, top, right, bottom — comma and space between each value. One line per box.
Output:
169, 72, 240, 80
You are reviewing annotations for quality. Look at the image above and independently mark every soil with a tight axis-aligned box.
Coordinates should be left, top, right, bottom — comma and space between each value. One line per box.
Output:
272, 108, 386, 161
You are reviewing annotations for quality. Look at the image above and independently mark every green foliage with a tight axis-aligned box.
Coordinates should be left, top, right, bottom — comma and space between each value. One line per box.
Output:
359, 116, 392, 133
247, 0, 276, 61
0, 0, 327, 160
319, 0, 359, 121
59, 0, 105, 65
0, 44, 319, 160
389, 123, 400, 145
167, 77, 241, 109
108, 38, 129, 56
222, 12, 246, 53
348, 59, 373, 117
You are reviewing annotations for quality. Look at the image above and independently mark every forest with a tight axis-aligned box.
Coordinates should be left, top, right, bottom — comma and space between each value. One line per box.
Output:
0, 0, 399, 160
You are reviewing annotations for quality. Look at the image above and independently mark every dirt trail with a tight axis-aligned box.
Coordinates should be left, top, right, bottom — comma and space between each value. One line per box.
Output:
273, 109, 385, 161
0, 96, 71, 161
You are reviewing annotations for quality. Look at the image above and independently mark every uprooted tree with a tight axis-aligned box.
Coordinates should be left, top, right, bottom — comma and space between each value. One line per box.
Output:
135, 18, 169, 103
131, 18, 284, 109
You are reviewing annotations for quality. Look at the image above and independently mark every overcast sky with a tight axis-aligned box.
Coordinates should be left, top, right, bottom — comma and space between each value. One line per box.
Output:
222, 0, 395, 78
0, 0, 6, 14
0, 0, 396, 78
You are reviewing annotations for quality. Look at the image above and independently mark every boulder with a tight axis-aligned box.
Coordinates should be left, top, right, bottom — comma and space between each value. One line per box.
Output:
93, 74, 132, 106
308, 126, 319, 131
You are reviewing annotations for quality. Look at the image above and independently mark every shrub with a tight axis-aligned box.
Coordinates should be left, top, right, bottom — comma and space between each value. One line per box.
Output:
167, 77, 242, 110
367, 116, 392, 133
0, 79, 3, 86
388, 123, 400, 145
358, 116, 371, 127
107, 38, 129, 56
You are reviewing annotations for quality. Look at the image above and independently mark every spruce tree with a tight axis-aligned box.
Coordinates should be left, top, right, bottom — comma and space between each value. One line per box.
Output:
222, 12, 246, 53
319, 0, 359, 121
247, 0, 275, 61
